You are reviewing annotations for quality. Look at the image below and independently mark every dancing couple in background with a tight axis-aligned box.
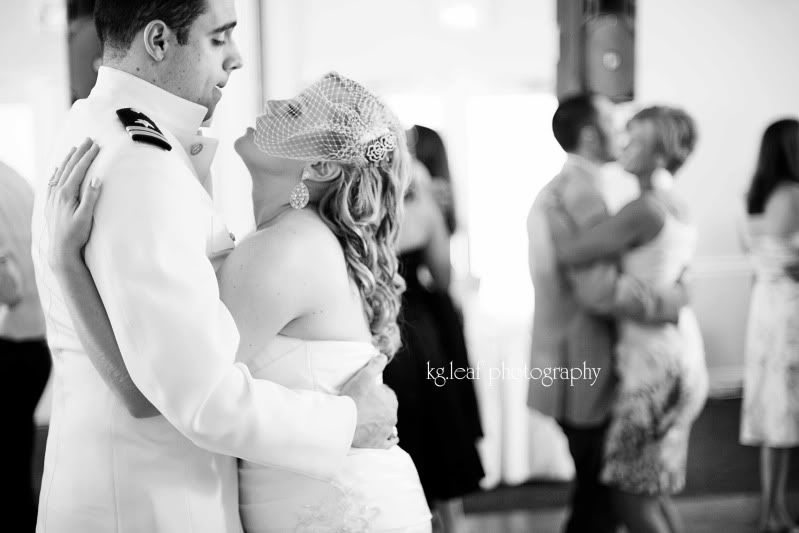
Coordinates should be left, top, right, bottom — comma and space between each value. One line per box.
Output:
34, 0, 431, 531
528, 94, 708, 533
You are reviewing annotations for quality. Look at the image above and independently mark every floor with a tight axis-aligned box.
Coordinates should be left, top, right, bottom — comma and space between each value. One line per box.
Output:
454, 396, 799, 532
460, 492, 790, 532
30, 397, 799, 532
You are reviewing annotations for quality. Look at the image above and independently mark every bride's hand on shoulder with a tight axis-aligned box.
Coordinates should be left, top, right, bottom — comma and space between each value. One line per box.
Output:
46, 138, 102, 271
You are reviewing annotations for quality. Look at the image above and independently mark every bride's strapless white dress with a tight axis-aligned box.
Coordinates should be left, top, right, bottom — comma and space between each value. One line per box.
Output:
238, 336, 432, 532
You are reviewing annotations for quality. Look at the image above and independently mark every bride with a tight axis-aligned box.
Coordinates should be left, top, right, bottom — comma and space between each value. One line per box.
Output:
44, 72, 431, 532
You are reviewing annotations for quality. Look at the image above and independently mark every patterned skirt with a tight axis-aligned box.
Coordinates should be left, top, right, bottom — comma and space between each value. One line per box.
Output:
601, 317, 707, 495
741, 277, 799, 447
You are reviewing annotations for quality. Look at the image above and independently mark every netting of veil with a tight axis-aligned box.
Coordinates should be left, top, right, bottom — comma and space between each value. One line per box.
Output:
254, 72, 401, 166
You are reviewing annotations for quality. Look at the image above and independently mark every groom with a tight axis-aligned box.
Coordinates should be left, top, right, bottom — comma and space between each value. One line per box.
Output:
527, 93, 687, 533
32, 1, 397, 531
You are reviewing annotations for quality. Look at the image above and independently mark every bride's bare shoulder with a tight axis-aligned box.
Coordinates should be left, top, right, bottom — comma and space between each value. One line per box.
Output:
220, 210, 343, 290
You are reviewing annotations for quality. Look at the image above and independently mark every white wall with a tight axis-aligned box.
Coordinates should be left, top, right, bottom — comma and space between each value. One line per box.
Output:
638, 0, 799, 255
260, 0, 556, 96
208, 0, 264, 238
0, 0, 70, 184
636, 0, 799, 384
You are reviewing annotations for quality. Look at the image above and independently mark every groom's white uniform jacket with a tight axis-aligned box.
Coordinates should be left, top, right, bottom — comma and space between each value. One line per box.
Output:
31, 66, 357, 532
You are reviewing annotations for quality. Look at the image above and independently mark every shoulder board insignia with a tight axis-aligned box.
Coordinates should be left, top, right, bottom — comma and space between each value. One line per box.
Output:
116, 108, 171, 151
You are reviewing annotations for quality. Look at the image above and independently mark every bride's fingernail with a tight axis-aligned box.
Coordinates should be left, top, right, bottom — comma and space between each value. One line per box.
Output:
90, 176, 101, 188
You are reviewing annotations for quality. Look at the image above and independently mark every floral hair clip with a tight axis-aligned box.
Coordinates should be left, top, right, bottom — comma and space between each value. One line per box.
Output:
364, 133, 398, 163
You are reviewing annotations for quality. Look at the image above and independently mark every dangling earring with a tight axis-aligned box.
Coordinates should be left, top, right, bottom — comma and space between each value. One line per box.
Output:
289, 167, 311, 210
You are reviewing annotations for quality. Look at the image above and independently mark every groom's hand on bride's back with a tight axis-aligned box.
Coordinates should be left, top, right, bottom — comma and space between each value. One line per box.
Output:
340, 355, 399, 449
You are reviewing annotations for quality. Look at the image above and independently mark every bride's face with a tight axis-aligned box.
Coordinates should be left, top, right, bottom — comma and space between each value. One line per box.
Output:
621, 119, 662, 176
234, 87, 329, 178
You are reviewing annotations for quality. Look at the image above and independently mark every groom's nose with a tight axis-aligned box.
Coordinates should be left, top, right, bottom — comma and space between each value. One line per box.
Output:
224, 40, 243, 73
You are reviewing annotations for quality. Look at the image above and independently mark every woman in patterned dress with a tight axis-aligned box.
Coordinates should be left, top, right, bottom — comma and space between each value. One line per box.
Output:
740, 118, 799, 533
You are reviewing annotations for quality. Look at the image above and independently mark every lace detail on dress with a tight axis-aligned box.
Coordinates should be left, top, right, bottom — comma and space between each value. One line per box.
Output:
294, 482, 381, 532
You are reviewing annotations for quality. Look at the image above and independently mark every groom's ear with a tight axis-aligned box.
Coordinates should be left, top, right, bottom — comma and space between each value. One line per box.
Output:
142, 20, 172, 62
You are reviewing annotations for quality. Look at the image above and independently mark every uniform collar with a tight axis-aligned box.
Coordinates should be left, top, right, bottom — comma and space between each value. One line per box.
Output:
91, 66, 208, 138
91, 66, 218, 193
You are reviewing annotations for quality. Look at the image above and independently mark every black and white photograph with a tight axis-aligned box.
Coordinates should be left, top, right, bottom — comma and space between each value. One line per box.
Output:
1, 0, 798, 532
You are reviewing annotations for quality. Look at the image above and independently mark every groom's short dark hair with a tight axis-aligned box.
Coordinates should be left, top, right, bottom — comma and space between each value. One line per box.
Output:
552, 93, 600, 153
94, 0, 208, 50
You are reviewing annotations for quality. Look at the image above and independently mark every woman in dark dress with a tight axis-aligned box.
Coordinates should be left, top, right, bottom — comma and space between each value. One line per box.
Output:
384, 159, 484, 532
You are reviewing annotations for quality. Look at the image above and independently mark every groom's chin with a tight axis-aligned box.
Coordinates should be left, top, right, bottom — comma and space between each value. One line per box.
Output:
202, 109, 215, 127
202, 99, 222, 125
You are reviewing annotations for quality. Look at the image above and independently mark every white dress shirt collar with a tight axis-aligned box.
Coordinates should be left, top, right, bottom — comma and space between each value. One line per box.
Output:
652, 168, 675, 190
564, 153, 602, 180
561, 155, 640, 215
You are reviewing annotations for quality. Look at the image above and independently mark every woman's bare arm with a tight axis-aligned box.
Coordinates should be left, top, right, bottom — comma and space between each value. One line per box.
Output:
547, 195, 664, 266
0, 250, 22, 306
53, 259, 158, 417
421, 192, 452, 290
47, 140, 158, 418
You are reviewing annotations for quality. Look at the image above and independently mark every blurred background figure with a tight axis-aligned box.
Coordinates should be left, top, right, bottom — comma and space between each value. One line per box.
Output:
384, 132, 485, 532
407, 125, 457, 234
0, 161, 50, 532
740, 118, 799, 533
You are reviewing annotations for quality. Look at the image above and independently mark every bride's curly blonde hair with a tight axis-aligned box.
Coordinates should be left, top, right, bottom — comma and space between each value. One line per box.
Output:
311, 132, 411, 359
254, 72, 412, 358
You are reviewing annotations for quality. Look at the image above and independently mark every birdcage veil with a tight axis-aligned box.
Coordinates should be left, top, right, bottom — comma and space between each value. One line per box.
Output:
253, 72, 402, 167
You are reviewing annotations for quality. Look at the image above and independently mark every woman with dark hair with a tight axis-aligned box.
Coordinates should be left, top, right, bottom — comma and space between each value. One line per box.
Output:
43, 72, 432, 532
741, 118, 799, 533
546, 106, 708, 532
408, 125, 457, 233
